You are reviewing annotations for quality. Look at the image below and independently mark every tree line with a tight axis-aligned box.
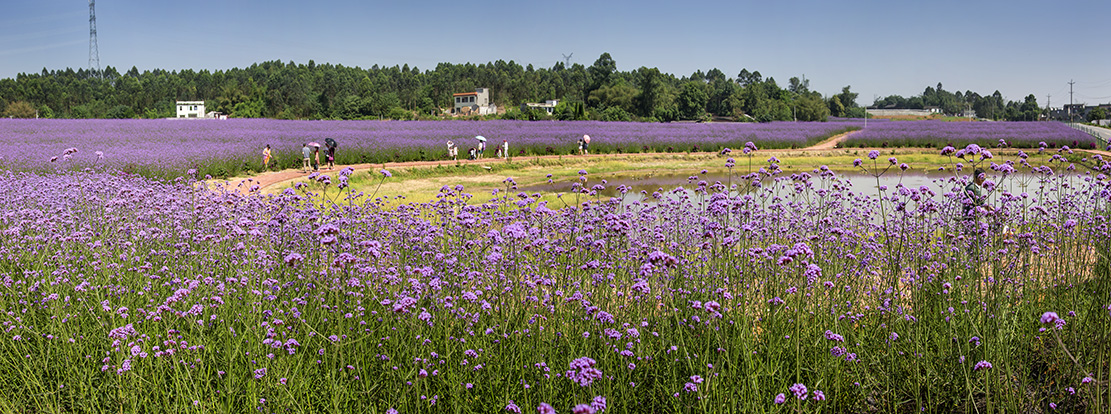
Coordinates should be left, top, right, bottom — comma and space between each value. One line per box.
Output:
0, 53, 1034, 122
872, 82, 1044, 121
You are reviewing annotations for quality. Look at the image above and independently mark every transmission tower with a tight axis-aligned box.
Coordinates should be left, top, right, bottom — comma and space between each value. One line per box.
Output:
562, 53, 573, 67
89, 0, 100, 75
1068, 80, 1075, 122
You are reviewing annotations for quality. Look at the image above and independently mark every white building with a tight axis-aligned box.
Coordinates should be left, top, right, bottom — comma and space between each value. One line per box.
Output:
521, 99, 559, 115
176, 101, 205, 118
453, 88, 496, 115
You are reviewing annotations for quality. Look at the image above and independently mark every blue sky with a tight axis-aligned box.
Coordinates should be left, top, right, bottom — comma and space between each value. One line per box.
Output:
2, 0, 1109, 107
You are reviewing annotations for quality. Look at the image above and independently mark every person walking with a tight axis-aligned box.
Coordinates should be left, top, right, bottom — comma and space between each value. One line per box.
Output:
326, 145, 335, 170
313, 146, 320, 171
962, 168, 992, 219
301, 144, 311, 173
502, 139, 509, 159
447, 140, 457, 160
578, 136, 584, 155
582, 134, 591, 155
263, 145, 271, 170
961, 168, 995, 258
477, 140, 485, 159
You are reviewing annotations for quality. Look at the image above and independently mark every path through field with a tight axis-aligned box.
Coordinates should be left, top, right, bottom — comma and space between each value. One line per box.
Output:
212, 129, 856, 195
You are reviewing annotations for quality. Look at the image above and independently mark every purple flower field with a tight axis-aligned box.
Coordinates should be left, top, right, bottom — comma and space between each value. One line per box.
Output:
0, 119, 861, 178
844, 120, 1097, 149
0, 146, 1108, 412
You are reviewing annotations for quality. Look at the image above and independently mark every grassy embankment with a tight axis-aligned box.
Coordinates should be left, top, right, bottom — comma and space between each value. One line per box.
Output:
261, 148, 1062, 204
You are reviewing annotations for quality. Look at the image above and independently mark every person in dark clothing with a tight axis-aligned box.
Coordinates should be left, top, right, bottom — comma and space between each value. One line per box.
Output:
962, 168, 992, 219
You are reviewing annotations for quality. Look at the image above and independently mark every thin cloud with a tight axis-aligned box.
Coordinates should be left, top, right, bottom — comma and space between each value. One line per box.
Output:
0, 39, 85, 57
0, 26, 86, 44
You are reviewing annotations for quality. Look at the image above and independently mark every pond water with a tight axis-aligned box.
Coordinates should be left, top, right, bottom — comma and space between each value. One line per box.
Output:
522, 168, 1045, 204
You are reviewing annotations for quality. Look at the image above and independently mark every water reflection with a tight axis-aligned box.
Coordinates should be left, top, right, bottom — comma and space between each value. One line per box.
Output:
523, 168, 1042, 204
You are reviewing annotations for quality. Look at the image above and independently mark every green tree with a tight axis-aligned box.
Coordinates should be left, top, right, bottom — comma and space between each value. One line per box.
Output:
587, 81, 638, 113
635, 67, 666, 118
836, 86, 858, 109
587, 53, 617, 92
795, 95, 830, 122
601, 106, 632, 122
106, 104, 136, 119
828, 96, 845, 117
38, 104, 54, 119
1019, 94, 1040, 121
677, 81, 708, 120
1088, 107, 1106, 122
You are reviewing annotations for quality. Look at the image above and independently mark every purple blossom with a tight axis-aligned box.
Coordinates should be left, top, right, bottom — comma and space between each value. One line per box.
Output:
789, 383, 808, 400
537, 402, 556, 414
1040, 312, 1059, 324
973, 361, 993, 371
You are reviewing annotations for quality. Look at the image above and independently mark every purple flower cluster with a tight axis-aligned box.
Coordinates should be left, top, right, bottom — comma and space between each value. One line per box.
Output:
0, 147, 1106, 411
846, 120, 1096, 149
0, 119, 859, 177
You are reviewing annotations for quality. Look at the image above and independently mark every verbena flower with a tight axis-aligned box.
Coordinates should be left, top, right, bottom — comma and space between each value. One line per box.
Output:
1040, 312, 1059, 324
789, 383, 808, 400
973, 361, 992, 371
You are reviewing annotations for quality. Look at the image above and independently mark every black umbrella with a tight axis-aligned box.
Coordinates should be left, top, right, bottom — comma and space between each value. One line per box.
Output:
325, 138, 338, 148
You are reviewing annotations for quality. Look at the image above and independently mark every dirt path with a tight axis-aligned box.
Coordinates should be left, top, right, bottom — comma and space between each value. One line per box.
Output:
211, 130, 868, 195
806, 130, 859, 150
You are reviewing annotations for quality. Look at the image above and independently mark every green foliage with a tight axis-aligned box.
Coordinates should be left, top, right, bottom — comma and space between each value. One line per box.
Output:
794, 95, 831, 122
835, 85, 858, 108
37, 105, 54, 119
828, 96, 845, 118
677, 81, 708, 120
843, 106, 866, 119
387, 106, 412, 120
600, 106, 632, 122
0, 56, 1053, 124
553, 101, 588, 121
587, 81, 638, 113
106, 105, 136, 119
2, 101, 37, 118
1088, 107, 1106, 122
232, 99, 265, 118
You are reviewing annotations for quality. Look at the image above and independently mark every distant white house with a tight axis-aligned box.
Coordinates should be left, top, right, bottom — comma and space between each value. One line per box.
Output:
453, 88, 496, 115
173, 101, 227, 119
176, 101, 205, 118
521, 99, 559, 115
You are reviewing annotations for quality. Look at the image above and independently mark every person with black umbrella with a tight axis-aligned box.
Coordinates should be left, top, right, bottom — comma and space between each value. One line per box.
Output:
325, 138, 337, 170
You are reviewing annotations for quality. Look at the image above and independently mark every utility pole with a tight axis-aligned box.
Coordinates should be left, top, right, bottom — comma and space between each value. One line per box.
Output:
1069, 80, 1075, 122
1046, 94, 1051, 121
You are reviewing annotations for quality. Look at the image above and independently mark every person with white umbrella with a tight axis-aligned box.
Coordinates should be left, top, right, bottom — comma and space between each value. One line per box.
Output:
475, 136, 487, 159
307, 142, 322, 171
446, 140, 457, 160
582, 134, 591, 155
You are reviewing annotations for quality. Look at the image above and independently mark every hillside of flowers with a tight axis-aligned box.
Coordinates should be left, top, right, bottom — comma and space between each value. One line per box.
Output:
0, 119, 861, 179
844, 120, 1098, 149
1, 142, 1108, 413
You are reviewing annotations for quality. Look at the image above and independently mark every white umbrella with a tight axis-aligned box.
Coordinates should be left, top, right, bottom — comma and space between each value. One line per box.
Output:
583, 134, 591, 144
475, 135, 487, 142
